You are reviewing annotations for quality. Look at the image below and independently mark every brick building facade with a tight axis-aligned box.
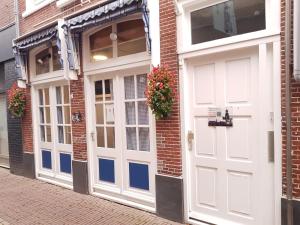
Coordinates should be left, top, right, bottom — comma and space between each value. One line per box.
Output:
11, 0, 299, 224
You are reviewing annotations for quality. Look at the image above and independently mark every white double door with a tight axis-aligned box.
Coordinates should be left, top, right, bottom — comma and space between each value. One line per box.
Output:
0, 94, 9, 167
187, 49, 274, 225
89, 72, 156, 210
36, 83, 73, 186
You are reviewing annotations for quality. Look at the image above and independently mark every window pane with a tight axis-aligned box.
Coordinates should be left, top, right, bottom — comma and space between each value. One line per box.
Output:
191, 0, 265, 44
57, 106, 63, 124
139, 128, 150, 151
36, 49, 50, 75
96, 104, 104, 124
117, 19, 146, 57
95, 81, 103, 102
125, 102, 136, 125
65, 126, 72, 144
63, 86, 70, 104
97, 127, 105, 148
126, 127, 137, 150
138, 101, 149, 125
39, 108, 44, 123
46, 126, 52, 142
90, 26, 113, 62
137, 74, 147, 98
53, 46, 62, 71
124, 76, 135, 99
44, 88, 50, 105
106, 127, 115, 148
45, 107, 51, 123
64, 106, 71, 124
39, 90, 43, 105
56, 87, 62, 104
40, 125, 45, 142
58, 126, 64, 143
105, 79, 113, 101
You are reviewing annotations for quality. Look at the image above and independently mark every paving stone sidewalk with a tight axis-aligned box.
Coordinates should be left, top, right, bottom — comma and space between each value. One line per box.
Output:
0, 168, 182, 225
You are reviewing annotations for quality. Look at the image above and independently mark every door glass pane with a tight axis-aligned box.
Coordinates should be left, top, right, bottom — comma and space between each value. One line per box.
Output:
191, 0, 266, 44
64, 106, 71, 124
46, 126, 52, 142
56, 87, 62, 104
58, 126, 64, 143
39, 108, 44, 123
138, 101, 149, 125
53, 46, 62, 71
65, 126, 72, 144
57, 106, 63, 124
105, 79, 113, 101
126, 127, 137, 150
136, 74, 147, 98
125, 102, 136, 125
97, 127, 105, 148
40, 125, 45, 142
95, 80, 103, 102
139, 128, 150, 151
106, 127, 115, 148
45, 107, 51, 123
63, 86, 70, 104
124, 76, 135, 99
105, 104, 115, 125
44, 88, 50, 105
39, 90, 43, 105
96, 104, 104, 124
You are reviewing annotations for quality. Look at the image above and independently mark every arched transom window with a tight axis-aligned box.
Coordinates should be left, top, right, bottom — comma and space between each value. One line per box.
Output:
35, 45, 62, 75
89, 19, 147, 62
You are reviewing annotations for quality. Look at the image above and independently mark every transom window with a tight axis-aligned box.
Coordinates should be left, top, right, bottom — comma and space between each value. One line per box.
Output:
89, 19, 146, 62
191, 0, 266, 44
35, 45, 62, 75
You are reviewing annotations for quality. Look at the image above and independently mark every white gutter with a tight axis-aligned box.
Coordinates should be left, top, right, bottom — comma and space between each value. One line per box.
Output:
294, 0, 300, 81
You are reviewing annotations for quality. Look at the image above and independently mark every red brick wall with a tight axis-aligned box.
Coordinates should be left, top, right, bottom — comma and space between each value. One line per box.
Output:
0, 0, 15, 30
157, 0, 182, 177
281, 0, 300, 198
22, 85, 33, 153
18, 0, 100, 35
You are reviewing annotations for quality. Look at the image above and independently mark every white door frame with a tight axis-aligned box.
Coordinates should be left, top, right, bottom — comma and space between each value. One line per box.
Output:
179, 38, 281, 225
84, 62, 157, 212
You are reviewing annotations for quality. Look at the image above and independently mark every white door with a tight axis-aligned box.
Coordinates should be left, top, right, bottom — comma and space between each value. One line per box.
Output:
90, 72, 156, 210
36, 84, 73, 186
187, 49, 274, 225
0, 94, 9, 167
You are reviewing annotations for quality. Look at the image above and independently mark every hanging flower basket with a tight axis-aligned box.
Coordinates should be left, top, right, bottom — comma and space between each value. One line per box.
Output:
7, 82, 26, 118
145, 65, 176, 119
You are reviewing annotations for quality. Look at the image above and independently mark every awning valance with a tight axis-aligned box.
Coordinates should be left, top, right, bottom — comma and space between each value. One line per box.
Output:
14, 25, 58, 51
63, 0, 147, 32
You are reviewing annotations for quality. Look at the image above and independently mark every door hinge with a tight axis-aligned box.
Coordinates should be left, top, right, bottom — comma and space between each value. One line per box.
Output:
90, 132, 95, 142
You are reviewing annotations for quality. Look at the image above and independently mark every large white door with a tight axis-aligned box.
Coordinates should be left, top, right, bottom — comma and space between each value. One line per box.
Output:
0, 94, 9, 167
187, 49, 274, 225
90, 72, 156, 211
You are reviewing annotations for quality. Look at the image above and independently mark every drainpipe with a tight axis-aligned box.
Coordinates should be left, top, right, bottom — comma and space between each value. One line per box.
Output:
286, 0, 293, 225
294, 0, 300, 81
14, 0, 20, 37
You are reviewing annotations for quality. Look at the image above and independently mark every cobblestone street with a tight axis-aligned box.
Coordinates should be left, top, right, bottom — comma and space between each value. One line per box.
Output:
0, 168, 182, 225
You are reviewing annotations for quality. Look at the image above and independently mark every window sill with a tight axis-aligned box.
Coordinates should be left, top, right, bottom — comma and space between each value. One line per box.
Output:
22, 0, 56, 18
56, 0, 76, 8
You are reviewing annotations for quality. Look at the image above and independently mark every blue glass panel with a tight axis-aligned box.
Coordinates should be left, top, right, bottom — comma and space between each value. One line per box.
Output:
42, 150, 52, 169
99, 158, 115, 183
129, 162, 149, 190
60, 153, 72, 174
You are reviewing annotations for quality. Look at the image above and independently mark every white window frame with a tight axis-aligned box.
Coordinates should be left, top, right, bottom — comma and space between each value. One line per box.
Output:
177, 0, 280, 54
29, 44, 64, 85
22, 0, 56, 18
82, 14, 150, 74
